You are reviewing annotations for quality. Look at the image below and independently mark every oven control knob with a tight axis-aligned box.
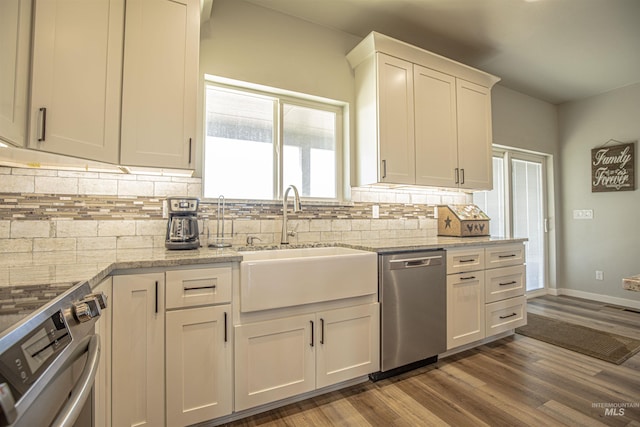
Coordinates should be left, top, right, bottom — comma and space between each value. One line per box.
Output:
73, 302, 93, 323
73, 297, 101, 323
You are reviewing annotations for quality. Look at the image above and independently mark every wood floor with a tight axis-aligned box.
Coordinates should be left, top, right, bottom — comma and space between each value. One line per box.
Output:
223, 295, 640, 427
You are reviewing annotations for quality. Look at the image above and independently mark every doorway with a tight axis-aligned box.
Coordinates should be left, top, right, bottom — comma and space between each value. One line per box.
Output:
474, 148, 549, 293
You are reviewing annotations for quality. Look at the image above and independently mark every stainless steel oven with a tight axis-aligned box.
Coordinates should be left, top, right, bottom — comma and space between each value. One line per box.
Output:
0, 281, 106, 427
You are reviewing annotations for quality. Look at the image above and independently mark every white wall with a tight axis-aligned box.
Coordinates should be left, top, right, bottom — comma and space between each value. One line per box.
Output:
200, 0, 360, 103
558, 82, 640, 304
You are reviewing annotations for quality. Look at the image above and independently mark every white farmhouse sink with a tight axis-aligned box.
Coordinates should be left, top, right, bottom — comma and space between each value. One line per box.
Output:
240, 246, 377, 312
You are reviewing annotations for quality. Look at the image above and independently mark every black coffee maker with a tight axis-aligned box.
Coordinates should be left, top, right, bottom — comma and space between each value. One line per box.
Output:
165, 197, 200, 250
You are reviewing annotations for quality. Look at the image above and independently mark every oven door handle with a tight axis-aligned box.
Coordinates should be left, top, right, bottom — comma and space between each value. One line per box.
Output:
52, 335, 100, 427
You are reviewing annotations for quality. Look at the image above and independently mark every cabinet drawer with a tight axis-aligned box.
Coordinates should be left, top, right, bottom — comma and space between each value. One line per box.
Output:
485, 265, 525, 303
446, 248, 485, 274
166, 265, 232, 309
485, 244, 525, 269
485, 296, 527, 336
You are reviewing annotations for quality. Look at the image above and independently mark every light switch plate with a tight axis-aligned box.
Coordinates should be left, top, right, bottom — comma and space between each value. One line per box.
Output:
573, 209, 593, 220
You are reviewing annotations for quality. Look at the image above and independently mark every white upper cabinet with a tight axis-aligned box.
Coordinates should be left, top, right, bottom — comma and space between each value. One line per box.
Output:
0, 0, 31, 147
456, 79, 493, 190
377, 53, 415, 185
347, 31, 500, 190
29, 0, 124, 163
120, 0, 199, 169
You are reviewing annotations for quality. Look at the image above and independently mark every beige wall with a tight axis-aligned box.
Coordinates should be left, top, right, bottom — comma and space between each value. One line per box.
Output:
558, 82, 640, 304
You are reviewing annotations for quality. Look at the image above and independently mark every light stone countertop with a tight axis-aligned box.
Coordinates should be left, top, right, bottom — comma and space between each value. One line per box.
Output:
0, 236, 525, 334
623, 275, 640, 292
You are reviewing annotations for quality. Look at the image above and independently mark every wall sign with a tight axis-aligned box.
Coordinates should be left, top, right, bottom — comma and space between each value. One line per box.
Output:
591, 141, 635, 192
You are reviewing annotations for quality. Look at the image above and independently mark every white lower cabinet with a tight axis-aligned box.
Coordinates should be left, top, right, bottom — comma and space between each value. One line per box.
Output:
446, 271, 485, 349
446, 243, 527, 350
235, 303, 380, 412
111, 265, 233, 427
112, 272, 165, 427
235, 314, 316, 411
166, 305, 232, 426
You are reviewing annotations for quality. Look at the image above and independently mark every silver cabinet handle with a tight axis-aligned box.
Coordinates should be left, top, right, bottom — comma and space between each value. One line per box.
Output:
454, 168, 459, 184
499, 254, 517, 259
38, 107, 47, 142
52, 335, 100, 427
188, 137, 193, 165
460, 276, 476, 280
155, 281, 159, 314
381, 159, 387, 179
320, 318, 325, 345
460, 168, 465, 185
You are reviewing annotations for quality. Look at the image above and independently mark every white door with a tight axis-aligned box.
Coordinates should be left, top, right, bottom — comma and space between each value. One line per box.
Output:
112, 273, 164, 427
316, 303, 380, 388
376, 53, 415, 184
474, 150, 549, 293
413, 65, 458, 187
30, 0, 123, 162
166, 305, 232, 425
234, 314, 316, 411
120, 0, 199, 168
511, 155, 546, 292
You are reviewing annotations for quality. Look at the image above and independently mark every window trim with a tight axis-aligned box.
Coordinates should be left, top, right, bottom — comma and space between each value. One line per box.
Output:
203, 78, 346, 203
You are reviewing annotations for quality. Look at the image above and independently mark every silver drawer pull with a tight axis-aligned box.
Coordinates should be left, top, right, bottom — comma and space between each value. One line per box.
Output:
460, 276, 476, 280
499, 281, 517, 286
499, 312, 518, 319
459, 258, 476, 263
498, 254, 516, 259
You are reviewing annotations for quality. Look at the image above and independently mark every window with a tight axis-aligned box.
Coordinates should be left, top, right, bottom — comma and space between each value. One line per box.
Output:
203, 83, 343, 201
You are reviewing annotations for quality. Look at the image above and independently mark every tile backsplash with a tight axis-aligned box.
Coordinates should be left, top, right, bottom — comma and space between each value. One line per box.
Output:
0, 166, 470, 252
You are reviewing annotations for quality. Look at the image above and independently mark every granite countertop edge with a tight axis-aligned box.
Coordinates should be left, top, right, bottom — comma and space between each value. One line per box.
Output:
0, 236, 526, 332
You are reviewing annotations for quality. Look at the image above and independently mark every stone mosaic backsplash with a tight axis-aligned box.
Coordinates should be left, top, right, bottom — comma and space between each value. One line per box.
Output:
0, 165, 470, 252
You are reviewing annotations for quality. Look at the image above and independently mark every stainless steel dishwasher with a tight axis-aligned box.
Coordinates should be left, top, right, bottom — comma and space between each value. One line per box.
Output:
372, 250, 446, 380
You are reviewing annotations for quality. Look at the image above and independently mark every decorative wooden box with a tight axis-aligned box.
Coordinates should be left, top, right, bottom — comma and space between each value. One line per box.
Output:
437, 205, 490, 237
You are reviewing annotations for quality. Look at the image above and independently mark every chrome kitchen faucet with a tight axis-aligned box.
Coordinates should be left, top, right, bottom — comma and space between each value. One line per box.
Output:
281, 185, 301, 244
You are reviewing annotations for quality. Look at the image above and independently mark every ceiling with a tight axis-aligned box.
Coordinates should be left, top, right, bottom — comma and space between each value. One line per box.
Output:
242, 0, 640, 105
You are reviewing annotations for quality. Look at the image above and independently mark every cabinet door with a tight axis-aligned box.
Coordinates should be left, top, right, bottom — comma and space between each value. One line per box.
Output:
112, 273, 164, 427
234, 314, 315, 411
414, 65, 458, 187
0, 0, 31, 147
120, 0, 199, 169
93, 277, 112, 427
447, 272, 485, 349
166, 305, 232, 425
376, 53, 415, 185
30, 0, 123, 162
456, 79, 493, 190
316, 303, 380, 389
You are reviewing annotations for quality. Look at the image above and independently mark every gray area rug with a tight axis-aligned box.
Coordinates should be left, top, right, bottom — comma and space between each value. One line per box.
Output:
515, 312, 640, 364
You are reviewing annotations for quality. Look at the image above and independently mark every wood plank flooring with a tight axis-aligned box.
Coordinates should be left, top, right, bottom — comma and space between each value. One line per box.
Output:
223, 295, 640, 426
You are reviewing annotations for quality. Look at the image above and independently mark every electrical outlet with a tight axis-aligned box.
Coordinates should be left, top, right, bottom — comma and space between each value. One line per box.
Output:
372, 205, 380, 219
596, 270, 604, 281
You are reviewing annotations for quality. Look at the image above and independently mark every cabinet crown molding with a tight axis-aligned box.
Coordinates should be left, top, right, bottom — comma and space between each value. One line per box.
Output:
347, 31, 500, 89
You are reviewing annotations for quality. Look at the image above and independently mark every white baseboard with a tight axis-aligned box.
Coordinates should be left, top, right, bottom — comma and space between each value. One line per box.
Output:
544, 288, 640, 310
